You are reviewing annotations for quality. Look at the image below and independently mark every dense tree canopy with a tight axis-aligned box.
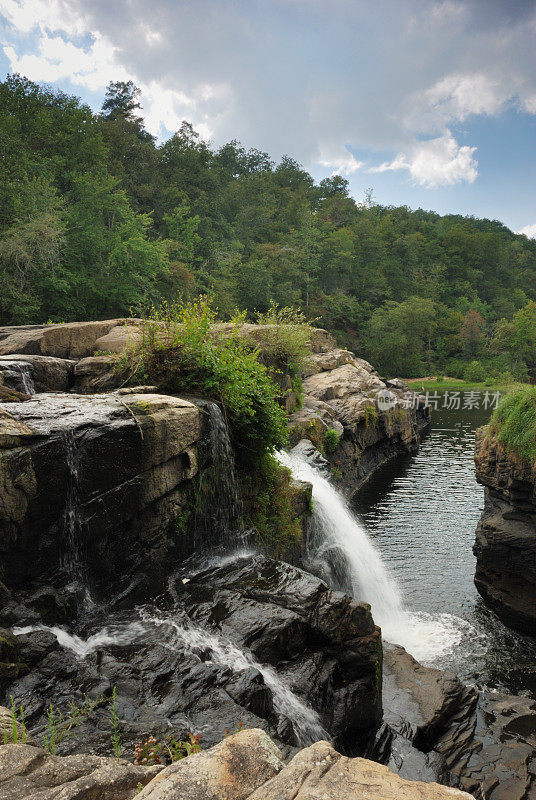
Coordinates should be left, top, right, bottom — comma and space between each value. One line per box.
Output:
1, 73, 535, 379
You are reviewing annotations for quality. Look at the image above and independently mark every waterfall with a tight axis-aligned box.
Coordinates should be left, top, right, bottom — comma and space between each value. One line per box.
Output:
0, 360, 35, 394
60, 429, 92, 607
196, 401, 243, 545
12, 622, 146, 658
277, 449, 463, 662
140, 611, 328, 747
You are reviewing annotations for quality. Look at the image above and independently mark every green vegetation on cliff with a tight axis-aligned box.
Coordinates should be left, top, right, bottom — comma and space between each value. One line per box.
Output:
2, 74, 536, 380
488, 387, 536, 468
120, 298, 313, 463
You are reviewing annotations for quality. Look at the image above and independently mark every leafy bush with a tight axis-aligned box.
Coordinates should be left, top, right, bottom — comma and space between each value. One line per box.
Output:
120, 297, 290, 463
251, 303, 314, 386
463, 360, 487, 382
489, 386, 536, 467
323, 427, 341, 454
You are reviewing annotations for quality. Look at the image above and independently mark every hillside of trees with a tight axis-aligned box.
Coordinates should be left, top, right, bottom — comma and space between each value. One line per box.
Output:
1, 73, 536, 380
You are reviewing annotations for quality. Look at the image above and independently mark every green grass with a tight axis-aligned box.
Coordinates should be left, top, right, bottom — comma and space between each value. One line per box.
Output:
406, 377, 529, 394
488, 386, 536, 468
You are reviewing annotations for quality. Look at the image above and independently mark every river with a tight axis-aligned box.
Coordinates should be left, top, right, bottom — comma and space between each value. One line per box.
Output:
354, 405, 536, 698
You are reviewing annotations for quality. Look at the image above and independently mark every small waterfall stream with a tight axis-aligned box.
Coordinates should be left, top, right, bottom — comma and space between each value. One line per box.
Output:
139, 611, 328, 746
277, 449, 463, 662
0, 360, 35, 394
195, 401, 243, 546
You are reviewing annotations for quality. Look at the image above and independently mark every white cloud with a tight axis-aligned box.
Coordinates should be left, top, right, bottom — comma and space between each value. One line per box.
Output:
319, 148, 364, 177
517, 223, 536, 239
0, 0, 86, 35
0, 0, 535, 190
370, 132, 478, 188
3, 32, 129, 90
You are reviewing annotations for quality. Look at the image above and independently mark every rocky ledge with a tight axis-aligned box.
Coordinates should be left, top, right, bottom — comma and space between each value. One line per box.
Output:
290, 350, 430, 495
0, 727, 475, 800
0, 319, 431, 497
473, 429, 536, 635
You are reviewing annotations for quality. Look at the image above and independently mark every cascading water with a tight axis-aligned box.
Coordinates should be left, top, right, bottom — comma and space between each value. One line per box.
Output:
277, 449, 464, 663
60, 429, 93, 608
14, 611, 327, 747
13, 622, 146, 658
140, 611, 328, 747
0, 360, 35, 394
195, 401, 243, 546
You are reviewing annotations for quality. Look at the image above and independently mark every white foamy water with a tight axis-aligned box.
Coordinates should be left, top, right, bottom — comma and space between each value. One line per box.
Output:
141, 611, 328, 746
277, 449, 467, 663
12, 622, 146, 658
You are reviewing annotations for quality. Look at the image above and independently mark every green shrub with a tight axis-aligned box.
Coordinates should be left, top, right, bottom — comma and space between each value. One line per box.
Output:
489, 386, 536, 467
323, 427, 340, 454
119, 297, 289, 464
242, 453, 304, 557
252, 303, 314, 388
464, 360, 487, 382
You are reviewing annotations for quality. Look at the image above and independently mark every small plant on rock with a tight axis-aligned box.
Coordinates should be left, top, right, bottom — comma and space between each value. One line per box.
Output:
323, 427, 340, 454
2, 696, 27, 744
133, 733, 201, 765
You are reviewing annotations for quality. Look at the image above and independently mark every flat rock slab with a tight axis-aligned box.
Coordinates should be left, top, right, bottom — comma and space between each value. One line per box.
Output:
0, 742, 159, 800
139, 729, 285, 800
247, 740, 475, 800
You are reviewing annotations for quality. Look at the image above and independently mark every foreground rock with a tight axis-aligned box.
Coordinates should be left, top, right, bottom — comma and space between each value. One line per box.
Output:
0, 742, 159, 800
473, 429, 536, 634
138, 728, 284, 799
247, 740, 474, 800
0, 729, 475, 800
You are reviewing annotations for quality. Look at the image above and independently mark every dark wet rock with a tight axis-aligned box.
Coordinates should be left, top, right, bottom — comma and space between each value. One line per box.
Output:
380, 643, 536, 799
437, 691, 536, 799
0, 392, 202, 593
383, 645, 468, 751
474, 429, 536, 635
0, 354, 75, 392
2, 553, 382, 758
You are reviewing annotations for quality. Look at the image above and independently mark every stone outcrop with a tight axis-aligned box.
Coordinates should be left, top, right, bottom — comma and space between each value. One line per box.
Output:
247, 740, 474, 800
0, 728, 475, 800
0, 741, 160, 800
2, 553, 382, 757
378, 643, 536, 800
473, 429, 536, 634
291, 351, 430, 495
0, 392, 202, 593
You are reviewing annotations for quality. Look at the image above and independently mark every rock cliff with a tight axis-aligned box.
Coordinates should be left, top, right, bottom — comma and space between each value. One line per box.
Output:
473, 429, 536, 635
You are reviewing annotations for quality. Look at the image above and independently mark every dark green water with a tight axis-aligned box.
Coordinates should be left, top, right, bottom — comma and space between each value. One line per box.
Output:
355, 406, 536, 698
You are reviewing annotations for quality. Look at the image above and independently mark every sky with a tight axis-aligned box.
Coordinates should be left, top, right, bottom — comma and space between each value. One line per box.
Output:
1, 0, 535, 235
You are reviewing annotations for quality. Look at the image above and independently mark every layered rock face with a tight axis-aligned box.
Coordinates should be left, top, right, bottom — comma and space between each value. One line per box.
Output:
473, 429, 536, 635
290, 350, 430, 495
0, 392, 202, 593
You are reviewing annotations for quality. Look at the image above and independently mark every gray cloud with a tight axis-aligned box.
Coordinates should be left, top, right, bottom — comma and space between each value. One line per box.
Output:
2, 0, 536, 184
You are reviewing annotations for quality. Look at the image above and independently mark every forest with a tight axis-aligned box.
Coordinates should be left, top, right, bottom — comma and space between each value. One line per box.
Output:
1, 73, 536, 380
